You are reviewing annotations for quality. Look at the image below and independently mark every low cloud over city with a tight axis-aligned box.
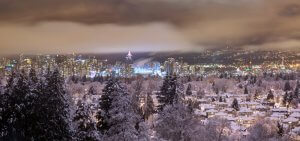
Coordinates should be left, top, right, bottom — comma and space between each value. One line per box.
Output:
0, 0, 300, 54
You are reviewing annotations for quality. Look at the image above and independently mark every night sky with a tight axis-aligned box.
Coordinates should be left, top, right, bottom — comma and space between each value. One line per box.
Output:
0, 0, 300, 54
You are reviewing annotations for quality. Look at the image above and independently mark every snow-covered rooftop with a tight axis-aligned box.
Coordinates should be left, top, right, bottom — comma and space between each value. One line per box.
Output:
283, 117, 299, 123
290, 112, 300, 118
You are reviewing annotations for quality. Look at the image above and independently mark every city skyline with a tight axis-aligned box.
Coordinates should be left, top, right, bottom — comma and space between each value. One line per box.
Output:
0, 50, 299, 78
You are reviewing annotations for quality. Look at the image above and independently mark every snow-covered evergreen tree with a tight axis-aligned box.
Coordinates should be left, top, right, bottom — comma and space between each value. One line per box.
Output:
131, 78, 144, 118
244, 86, 249, 94
29, 68, 38, 85
294, 86, 299, 99
0, 70, 44, 140
284, 81, 291, 92
277, 122, 284, 137
105, 85, 142, 141
88, 86, 97, 95
96, 78, 120, 133
33, 68, 72, 140
73, 100, 99, 141
0, 82, 4, 138
155, 77, 201, 141
0, 70, 32, 140
186, 83, 192, 96
0, 72, 13, 139
157, 75, 177, 111
0, 72, 18, 139
254, 90, 259, 100
143, 92, 155, 120
231, 98, 239, 111
97, 78, 147, 140
266, 90, 274, 102
219, 97, 223, 102
282, 91, 289, 106
23, 68, 42, 140
176, 78, 185, 103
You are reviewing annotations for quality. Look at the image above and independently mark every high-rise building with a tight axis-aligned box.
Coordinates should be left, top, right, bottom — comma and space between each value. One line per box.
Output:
124, 51, 134, 77
164, 58, 176, 75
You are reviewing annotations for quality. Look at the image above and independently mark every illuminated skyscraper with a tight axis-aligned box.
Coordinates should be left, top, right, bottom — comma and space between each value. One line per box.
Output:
124, 51, 133, 77
164, 58, 176, 75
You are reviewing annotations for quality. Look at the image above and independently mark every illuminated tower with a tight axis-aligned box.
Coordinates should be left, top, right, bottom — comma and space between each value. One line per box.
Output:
126, 51, 132, 61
